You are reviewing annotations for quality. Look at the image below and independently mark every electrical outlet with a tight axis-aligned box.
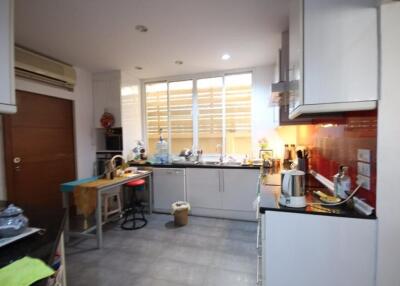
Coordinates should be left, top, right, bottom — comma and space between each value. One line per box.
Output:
357, 149, 371, 163
357, 162, 371, 177
357, 174, 371, 190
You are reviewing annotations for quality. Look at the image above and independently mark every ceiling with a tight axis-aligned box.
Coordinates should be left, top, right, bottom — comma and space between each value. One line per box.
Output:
15, 0, 289, 79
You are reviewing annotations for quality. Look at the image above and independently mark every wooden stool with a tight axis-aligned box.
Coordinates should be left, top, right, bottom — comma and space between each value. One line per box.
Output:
103, 189, 122, 222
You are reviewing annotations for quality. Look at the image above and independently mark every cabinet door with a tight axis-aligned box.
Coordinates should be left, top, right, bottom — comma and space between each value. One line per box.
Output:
288, 0, 303, 113
264, 211, 376, 286
0, 0, 15, 113
153, 168, 185, 211
303, 0, 377, 105
186, 168, 222, 209
222, 169, 259, 212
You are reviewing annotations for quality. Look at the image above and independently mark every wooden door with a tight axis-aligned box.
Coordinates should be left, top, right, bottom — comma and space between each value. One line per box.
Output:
3, 90, 76, 209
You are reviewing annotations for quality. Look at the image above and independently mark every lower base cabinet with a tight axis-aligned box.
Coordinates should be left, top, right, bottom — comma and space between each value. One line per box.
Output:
262, 211, 376, 286
186, 168, 260, 221
153, 168, 186, 212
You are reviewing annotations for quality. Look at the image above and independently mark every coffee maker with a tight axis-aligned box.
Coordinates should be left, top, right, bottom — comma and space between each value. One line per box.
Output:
279, 170, 306, 208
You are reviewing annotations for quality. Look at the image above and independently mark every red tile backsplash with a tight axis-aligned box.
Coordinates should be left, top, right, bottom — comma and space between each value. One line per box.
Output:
298, 110, 377, 208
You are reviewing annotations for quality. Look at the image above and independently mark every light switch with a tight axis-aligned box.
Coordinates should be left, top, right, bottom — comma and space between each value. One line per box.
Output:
357, 162, 370, 177
357, 149, 371, 163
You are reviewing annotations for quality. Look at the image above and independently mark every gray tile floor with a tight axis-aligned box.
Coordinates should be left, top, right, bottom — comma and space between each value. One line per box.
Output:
66, 214, 257, 286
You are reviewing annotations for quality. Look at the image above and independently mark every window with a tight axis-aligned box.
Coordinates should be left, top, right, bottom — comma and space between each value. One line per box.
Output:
168, 81, 193, 154
144, 72, 252, 156
197, 77, 223, 154
145, 82, 168, 155
224, 73, 252, 155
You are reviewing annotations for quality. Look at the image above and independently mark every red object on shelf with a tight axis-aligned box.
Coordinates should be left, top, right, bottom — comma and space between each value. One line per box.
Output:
125, 179, 145, 187
100, 112, 114, 129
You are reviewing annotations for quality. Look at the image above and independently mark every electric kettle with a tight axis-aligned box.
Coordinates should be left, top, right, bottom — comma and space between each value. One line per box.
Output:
279, 169, 306, 208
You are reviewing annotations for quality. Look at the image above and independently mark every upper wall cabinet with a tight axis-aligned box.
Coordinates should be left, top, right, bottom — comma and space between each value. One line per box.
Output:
93, 71, 122, 128
289, 0, 378, 119
0, 0, 16, 114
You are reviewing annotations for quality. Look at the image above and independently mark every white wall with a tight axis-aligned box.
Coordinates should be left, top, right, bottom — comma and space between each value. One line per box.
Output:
0, 67, 96, 200
376, 2, 400, 286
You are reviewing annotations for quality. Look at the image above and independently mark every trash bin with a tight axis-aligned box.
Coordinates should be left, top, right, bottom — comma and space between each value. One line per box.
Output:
172, 201, 190, 226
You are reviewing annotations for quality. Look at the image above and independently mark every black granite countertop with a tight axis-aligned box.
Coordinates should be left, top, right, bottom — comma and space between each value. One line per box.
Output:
259, 173, 376, 220
0, 202, 66, 285
129, 161, 261, 170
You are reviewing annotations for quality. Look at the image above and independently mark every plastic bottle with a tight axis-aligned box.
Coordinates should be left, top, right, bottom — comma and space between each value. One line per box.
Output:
156, 129, 169, 164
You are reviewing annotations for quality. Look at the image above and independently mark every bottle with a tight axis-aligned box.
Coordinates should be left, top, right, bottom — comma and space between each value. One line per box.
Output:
283, 144, 290, 169
156, 128, 169, 164
284, 144, 290, 160
338, 166, 351, 199
333, 167, 341, 197
334, 165, 351, 199
290, 144, 296, 161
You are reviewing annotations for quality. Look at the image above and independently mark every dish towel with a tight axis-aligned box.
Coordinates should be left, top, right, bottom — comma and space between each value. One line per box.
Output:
0, 256, 55, 286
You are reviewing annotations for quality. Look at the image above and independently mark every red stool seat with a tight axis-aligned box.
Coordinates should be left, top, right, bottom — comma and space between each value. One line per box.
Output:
125, 179, 145, 188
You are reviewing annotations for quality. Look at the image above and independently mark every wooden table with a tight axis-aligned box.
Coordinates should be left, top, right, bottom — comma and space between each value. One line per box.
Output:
60, 170, 153, 248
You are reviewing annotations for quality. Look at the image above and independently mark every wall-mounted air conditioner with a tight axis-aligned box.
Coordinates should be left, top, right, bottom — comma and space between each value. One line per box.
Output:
15, 46, 76, 91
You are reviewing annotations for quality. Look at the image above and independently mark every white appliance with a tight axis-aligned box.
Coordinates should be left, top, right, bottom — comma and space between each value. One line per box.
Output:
15, 46, 76, 91
279, 170, 306, 208
153, 168, 186, 212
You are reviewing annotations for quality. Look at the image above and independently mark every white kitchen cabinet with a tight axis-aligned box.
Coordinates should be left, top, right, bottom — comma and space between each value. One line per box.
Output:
153, 168, 186, 212
93, 71, 122, 128
222, 169, 259, 212
288, 0, 378, 119
263, 211, 376, 286
186, 168, 259, 220
0, 0, 16, 114
186, 168, 222, 209
288, 0, 303, 114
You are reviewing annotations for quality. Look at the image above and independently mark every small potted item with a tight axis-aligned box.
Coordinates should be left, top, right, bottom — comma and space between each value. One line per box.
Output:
0, 204, 29, 237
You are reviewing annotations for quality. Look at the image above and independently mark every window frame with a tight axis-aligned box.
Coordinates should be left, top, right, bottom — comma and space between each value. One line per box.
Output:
141, 68, 254, 156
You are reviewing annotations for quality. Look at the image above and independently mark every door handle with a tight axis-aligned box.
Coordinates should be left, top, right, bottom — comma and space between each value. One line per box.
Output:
14, 165, 21, 172
13, 157, 22, 164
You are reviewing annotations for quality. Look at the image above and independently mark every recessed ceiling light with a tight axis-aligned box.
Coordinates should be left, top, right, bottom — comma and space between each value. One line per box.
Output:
135, 25, 148, 33
135, 66, 143, 70
221, 54, 231, 60
175, 60, 183, 65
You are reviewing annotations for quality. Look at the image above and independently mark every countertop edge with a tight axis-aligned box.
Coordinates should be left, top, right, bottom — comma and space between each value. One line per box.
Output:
129, 162, 261, 170
259, 205, 377, 220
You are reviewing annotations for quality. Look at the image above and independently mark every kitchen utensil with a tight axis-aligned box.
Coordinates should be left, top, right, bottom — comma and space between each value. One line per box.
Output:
314, 190, 341, 203
279, 170, 306, 208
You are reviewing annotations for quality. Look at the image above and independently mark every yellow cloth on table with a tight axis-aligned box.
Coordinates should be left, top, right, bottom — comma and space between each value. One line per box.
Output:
73, 177, 129, 228
0, 256, 55, 286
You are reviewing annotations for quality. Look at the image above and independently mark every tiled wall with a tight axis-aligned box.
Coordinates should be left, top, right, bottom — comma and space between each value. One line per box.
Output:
297, 110, 377, 207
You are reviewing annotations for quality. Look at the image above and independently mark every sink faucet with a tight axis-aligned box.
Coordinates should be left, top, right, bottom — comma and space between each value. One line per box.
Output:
216, 144, 224, 163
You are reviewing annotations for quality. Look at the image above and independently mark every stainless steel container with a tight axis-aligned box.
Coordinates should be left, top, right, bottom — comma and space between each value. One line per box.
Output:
281, 170, 306, 197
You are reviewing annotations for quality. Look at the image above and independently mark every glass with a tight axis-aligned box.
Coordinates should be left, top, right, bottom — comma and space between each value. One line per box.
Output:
197, 77, 223, 154
168, 80, 194, 154
224, 73, 252, 156
145, 82, 168, 154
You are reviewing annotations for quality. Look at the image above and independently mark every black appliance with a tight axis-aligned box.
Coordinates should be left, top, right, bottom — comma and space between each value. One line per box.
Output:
105, 128, 123, 150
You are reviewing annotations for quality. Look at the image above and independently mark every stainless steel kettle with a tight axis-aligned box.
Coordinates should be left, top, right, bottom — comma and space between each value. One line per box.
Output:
280, 170, 306, 208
